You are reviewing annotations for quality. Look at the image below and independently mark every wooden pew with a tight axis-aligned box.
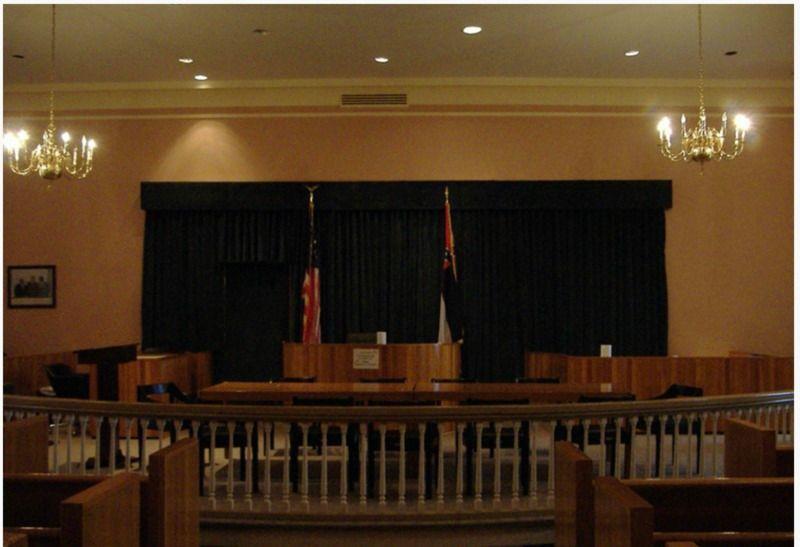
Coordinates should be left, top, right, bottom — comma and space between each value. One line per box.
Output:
554, 441, 594, 547
724, 418, 793, 477
4, 473, 140, 547
3, 416, 48, 473
141, 438, 199, 547
594, 476, 793, 547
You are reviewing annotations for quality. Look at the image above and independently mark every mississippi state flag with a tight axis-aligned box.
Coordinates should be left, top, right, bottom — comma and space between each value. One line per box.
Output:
437, 188, 464, 343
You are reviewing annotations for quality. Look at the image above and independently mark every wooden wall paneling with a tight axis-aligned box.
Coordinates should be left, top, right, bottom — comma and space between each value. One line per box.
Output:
525, 352, 568, 381
3, 416, 49, 474
524, 353, 793, 400
283, 343, 460, 383
726, 357, 763, 394
610, 358, 633, 395
761, 356, 794, 392
692, 358, 727, 396
190, 351, 214, 394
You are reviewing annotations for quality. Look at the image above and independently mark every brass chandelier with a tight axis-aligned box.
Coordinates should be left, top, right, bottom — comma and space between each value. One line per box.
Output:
657, 5, 750, 164
4, 5, 96, 180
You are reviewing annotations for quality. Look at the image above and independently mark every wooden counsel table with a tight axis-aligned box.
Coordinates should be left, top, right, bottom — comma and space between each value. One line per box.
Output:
199, 381, 617, 404
283, 342, 460, 383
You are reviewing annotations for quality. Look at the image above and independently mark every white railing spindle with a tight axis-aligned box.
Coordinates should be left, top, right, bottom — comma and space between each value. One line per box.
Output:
52, 413, 61, 472
379, 424, 387, 506
493, 422, 502, 506
474, 422, 485, 508
320, 423, 329, 506
79, 415, 89, 475
398, 424, 406, 506
455, 423, 464, 506
108, 417, 118, 475
417, 422, 426, 506
262, 422, 272, 510
360, 423, 368, 507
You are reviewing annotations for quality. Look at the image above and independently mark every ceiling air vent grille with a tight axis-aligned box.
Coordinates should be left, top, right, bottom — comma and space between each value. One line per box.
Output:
341, 93, 408, 107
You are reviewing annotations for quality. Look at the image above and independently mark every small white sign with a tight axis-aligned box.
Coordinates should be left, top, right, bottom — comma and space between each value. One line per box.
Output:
353, 348, 380, 370
600, 344, 613, 357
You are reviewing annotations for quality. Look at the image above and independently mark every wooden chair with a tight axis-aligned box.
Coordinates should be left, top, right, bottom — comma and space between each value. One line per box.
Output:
554, 441, 594, 547
4, 472, 141, 547
724, 417, 793, 477
3, 415, 48, 473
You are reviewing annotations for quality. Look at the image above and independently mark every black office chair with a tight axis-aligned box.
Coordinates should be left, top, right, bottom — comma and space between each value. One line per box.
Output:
45, 363, 89, 399
355, 378, 437, 498
137, 382, 249, 494
136, 382, 194, 459
555, 392, 637, 475
358, 377, 406, 383
461, 397, 531, 495
289, 397, 357, 492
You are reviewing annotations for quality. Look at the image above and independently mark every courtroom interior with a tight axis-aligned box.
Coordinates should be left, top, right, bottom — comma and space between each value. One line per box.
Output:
2, 4, 794, 547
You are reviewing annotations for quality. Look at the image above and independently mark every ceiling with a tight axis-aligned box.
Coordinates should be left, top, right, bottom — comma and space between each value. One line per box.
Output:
3, 4, 794, 88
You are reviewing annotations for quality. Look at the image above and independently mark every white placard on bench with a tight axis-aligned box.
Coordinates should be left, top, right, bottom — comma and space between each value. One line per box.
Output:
353, 348, 380, 370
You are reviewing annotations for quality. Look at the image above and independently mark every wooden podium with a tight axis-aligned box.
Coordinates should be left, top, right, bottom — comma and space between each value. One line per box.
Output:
283, 342, 461, 383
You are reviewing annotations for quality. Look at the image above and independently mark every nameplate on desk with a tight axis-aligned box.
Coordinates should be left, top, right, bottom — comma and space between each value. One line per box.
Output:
352, 348, 380, 370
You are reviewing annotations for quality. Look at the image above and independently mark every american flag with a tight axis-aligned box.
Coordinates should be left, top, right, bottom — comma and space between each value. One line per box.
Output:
302, 188, 321, 344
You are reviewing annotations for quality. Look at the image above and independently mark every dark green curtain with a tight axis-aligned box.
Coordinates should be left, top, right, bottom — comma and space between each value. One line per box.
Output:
142, 185, 667, 381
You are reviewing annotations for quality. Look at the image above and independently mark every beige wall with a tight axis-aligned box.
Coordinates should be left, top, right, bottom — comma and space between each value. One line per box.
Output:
3, 111, 793, 357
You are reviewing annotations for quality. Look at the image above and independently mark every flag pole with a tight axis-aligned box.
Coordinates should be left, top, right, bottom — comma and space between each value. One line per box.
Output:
305, 185, 319, 269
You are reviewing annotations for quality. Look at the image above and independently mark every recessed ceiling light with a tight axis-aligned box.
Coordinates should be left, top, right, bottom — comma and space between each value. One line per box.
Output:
463, 26, 482, 35
178, 57, 194, 64
624, 50, 640, 57
725, 50, 738, 56
253, 28, 269, 35
374, 56, 389, 63
194, 74, 208, 81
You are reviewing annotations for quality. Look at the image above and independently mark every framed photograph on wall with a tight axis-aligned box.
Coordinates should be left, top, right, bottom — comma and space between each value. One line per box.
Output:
7, 265, 56, 308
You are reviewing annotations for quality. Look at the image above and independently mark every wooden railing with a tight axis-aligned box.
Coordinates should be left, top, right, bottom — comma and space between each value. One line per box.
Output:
3, 391, 792, 520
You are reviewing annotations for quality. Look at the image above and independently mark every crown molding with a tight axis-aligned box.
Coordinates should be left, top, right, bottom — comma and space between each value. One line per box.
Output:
4, 77, 793, 115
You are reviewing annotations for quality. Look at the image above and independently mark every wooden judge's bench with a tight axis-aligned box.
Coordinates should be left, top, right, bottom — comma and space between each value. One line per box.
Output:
283, 342, 461, 382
